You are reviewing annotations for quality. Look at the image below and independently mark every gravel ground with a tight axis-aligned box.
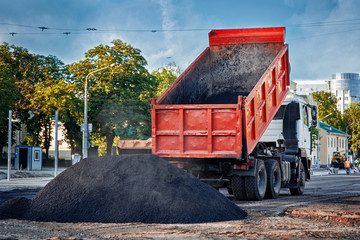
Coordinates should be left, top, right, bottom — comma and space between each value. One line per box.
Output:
0, 196, 359, 239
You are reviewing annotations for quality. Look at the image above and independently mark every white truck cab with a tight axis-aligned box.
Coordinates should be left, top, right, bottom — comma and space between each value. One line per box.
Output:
260, 97, 316, 158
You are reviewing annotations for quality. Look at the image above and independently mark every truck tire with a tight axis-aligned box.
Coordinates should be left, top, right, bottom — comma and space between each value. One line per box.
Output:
231, 175, 247, 200
245, 159, 267, 201
290, 161, 305, 195
265, 159, 281, 199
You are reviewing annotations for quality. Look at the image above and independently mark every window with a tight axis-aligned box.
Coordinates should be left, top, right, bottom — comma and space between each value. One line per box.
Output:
274, 105, 286, 120
344, 97, 348, 100
34, 150, 40, 161
303, 106, 309, 126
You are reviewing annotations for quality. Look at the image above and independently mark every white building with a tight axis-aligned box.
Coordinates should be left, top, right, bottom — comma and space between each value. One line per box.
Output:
318, 122, 347, 167
328, 73, 360, 113
48, 121, 72, 161
292, 79, 328, 96
293, 73, 360, 114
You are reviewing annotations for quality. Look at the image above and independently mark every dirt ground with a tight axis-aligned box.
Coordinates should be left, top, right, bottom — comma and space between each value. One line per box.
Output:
0, 196, 359, 240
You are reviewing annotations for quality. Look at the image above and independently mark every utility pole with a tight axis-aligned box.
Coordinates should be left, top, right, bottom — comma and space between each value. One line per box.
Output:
54, 111, 58, 177
83, 64, 116, 159
7, 110, 12, 181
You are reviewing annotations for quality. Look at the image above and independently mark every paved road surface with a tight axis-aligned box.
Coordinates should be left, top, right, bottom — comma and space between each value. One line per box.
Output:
230, 173, 360, 214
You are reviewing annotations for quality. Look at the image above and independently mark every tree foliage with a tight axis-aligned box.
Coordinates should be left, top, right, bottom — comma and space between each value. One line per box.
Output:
0, 57, 18, 161
312, 91, 345, 131
152, 62, 181, 98
343, 103, 360, 157
69, 40, 157, 155
0, 43, 79, 160
28, 55, 77, 159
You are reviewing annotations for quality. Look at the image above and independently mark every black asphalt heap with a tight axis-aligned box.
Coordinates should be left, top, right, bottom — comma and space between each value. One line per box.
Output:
1, 154, 247, 223
159, 43, 283, 105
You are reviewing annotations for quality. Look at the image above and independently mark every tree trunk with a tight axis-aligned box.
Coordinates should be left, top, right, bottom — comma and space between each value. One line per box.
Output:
106, 132, 115, 156
42, 119, 52, 161
0, 145, 3, 162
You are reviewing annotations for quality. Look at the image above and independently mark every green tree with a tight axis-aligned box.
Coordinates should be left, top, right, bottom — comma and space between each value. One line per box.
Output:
0, 43, 44, 146
0, 59, 18, 161
69, 40, 157, 156
27, 55, 76, 160
343, 102, 360, 157
152, 62, 180, 98
312, 91, 345, 131
0, 43, 85, 160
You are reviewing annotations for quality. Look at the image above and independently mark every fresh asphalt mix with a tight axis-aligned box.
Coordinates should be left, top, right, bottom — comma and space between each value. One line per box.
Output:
0, 166, 359, 214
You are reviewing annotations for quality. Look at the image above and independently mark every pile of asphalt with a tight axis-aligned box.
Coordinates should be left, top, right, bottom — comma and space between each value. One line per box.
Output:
0, 197, 30, 219
0, 154, 247, 223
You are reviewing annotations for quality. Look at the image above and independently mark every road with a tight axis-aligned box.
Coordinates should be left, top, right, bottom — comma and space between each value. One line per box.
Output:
229, 173, 360, 214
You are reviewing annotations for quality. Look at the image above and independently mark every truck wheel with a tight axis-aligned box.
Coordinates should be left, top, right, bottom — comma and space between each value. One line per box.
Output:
245, 160, 267, 201
290, 161, 305, 195
231, 175, 247, 200
265, 160, 281, 199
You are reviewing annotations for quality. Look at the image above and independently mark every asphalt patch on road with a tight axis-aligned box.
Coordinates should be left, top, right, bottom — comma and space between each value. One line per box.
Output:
285, 196, 360, 226
0, 154, 247, 223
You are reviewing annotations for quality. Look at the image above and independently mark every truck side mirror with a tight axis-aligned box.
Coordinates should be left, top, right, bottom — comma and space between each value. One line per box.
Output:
311, 105, 317, 127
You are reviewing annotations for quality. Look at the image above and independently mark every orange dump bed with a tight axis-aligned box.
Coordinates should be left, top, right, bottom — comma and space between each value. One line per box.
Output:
151, 27, 289, 159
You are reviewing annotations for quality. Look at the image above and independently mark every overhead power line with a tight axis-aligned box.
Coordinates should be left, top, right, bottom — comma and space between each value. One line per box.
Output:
286, 18, 360, 28
0, 22, 210, 34
1, 17, 360, 37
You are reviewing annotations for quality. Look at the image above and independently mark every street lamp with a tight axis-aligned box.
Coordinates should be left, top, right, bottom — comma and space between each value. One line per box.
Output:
317, 112, 333, 168
345, 121, 360, 162
83, 63, 116, 159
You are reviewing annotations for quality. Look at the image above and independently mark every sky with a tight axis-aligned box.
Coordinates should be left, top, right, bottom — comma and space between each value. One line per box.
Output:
0, 0, 359, 80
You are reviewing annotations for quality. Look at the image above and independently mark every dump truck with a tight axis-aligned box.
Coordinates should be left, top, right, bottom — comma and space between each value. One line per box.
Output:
150, 27, 317, 201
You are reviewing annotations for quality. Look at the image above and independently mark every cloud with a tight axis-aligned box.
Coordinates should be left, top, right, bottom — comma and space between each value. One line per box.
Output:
288, 0, 360, 79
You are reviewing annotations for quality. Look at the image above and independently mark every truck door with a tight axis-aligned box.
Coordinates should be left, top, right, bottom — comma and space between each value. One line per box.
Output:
300, 105, 311, 157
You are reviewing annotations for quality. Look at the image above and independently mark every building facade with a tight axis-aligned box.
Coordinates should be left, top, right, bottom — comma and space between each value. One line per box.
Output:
293, 73, 360, 113
292, 79, 328, 96
48, 121, 72, 161
318, 122, 347, 167
328, 73, 360, 113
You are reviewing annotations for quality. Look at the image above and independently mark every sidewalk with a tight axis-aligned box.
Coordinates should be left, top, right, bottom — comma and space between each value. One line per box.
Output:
0, 177, 53, 190
0, 167, 65, 191
311, 168, 358, 176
